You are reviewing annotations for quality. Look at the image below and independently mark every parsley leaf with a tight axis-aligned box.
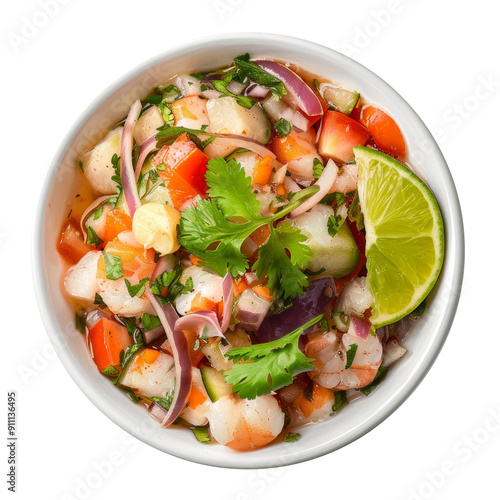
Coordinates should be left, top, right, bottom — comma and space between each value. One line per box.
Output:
223, 316, 321, 399
158, 102, 174, 125
153, 84, 182, 103
101, 365, 120, 377
345, 343, 358, 370
182, 277, 194, 294
234, 54, 287, 100
253, 223, 311, 300
103, 252, 123, 280
151, 384, 175, 410
313, 158, 324, 179
124, 277, 149, 298
274, 118, 292, 137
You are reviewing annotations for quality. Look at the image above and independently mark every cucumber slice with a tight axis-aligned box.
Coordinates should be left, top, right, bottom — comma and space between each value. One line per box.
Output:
80, 126, 123, 195
319, 83, 360, 116
118, 348, 176, 399
207, 96, 271, 144
200, 365, 233, 402
292, 204, 359, 278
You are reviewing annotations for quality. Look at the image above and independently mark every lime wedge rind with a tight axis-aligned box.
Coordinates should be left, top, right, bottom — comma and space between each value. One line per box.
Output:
354, 146, 445, 328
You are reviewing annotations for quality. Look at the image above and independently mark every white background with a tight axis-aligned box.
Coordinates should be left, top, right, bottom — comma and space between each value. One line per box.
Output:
2, 0, 499, 499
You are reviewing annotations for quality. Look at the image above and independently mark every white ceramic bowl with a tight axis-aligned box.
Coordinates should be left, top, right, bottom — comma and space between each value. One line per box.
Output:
34, 33, 464, 468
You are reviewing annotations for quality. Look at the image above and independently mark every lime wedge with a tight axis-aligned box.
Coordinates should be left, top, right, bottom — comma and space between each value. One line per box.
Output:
354, 146, 444, 328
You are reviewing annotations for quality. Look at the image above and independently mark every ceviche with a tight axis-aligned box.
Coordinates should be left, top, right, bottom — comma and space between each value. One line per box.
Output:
58, 54, 444, 451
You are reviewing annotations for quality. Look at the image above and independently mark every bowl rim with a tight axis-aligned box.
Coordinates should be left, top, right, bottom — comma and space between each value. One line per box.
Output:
33, 32, 465, 469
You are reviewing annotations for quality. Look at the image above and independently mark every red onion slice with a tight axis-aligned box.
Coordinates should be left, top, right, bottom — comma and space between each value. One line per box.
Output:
120, 100, 143, 218
79, 194, 116, 243
207, 135, 276, 160
220, 271, 234, 333
283, 176, 301, 194
349, 315, 371, 339
135, 134, 157, 181
290, 160, 338, 217
143, 325, 165, 345
254, 60, 324, 117
245, 83, 270, 99
145, 291, 192, 427
175, 311, 224, 338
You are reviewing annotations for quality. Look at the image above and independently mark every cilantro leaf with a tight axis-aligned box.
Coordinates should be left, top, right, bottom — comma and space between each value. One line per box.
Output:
234, 54, 287, 100
121, 332, 144, 367
285, 432, 301, 442
103, 252, 123, 280
211, 80, 255, 109
101, 365, 120, 377
327, 214, 343, 238
86, 225, 102, 247
110, 154, 122, 196
332, 390, 348, 411
253, 223, 311, 300
274, 118, 292, 137
155, 123, 213, 149
345, 343, 358, 370
158, 102, 174, 125
141, 313, 162, 331
191, 426, 212, 444
150, 267, 186, 304
313, 158, 324, 179
124, 277, 149, 298
223, 316, 321, 399
206, 157, 263, 222
348, 190, 364, 231
75, 312, 86, 334
359, 365, 388, 396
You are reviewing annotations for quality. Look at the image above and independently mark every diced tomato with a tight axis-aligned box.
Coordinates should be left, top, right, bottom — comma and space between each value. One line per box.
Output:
142, 348, 160, 365
252, 155, 273, 185
318, 110, 370, 163
359, 105, 406, 160
97, 240, 156, 280
88, 318, 132, 371
349, 106, 362, 122
152, 134, 209, 209
334, 219, 367, 296
188, 293, 218, 314
269, 130, 315, 163
187, 386, 207, 410
57, 220, 94, 264
232, 278, 248, 297
104, 209, 132, 243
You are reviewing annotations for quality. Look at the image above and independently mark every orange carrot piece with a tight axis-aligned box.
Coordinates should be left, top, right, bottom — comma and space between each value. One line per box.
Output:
187, 386, 207, 410
142, 348, 160, 365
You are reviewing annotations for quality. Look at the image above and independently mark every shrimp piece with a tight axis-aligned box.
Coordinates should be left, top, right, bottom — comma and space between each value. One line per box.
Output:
64, 251, 100, 302
292, 382, 335, 424
180, 368, 211, 427
206, 395, 285, 451
96, 277, 154, 317
305, 317, 382, 390
333, 277, 373, 332
175, 266, 223, 315
329, 163, 358, 194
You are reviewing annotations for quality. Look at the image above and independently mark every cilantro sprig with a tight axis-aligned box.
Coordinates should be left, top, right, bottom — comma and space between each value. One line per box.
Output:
179, 157, 318, 296
234, 54, 287, 100
223, 316, 322, 399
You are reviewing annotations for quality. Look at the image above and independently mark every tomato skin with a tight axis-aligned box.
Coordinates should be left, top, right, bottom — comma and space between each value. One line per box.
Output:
104, 209, 132, 243
57, 221, 94, 264
318, 111, 370, 163
269, 130, 315, 163
152, 134, 209, 209
88, 318, 132, 371
360, 105, 406, 160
